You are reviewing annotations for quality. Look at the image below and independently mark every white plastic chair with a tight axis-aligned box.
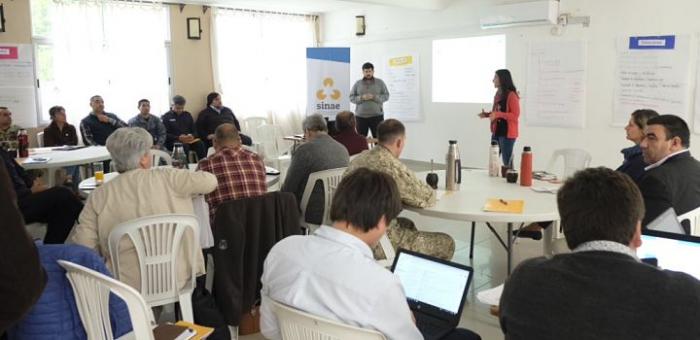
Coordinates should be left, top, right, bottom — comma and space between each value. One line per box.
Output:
256, 124, 291, 171
108, 214, 199, 322
37, 131, 45, 147
300, 168, 395, 267
299, 168, 347, 234
149, 149, 172, 167
264, 296, 387, 340
546, 148, 592, 179
243, 117, 267, 142
58, 260, 156, 340
678, 206, 700, 236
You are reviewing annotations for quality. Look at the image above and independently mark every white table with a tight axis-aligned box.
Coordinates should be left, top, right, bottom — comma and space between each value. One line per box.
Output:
409, 169, 560, 274
18, 146, 111, 186
79, 164, 281, 194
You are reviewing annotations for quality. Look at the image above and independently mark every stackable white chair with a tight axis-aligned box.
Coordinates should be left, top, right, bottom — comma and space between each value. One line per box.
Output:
59, 260, 156, 340
108, 214, 199, 322
546, 148, 592, 180
243, 117, 268, 142
299, 168, 347, 234
264, 296, 387, 340
300, 167, 395, 267
149, 149, 172, 167
256, 124, 291, 171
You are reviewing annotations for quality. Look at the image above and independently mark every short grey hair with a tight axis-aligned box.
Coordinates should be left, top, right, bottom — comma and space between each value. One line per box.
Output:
303, 113, 328, 132
106, 127, 153, 173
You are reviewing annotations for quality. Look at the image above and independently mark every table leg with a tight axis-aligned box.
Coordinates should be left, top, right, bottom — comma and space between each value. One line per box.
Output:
469, 222, 476, 259
507, 222, 513, 275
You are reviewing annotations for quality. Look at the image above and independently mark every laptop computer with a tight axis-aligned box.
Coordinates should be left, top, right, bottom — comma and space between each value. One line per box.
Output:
391, 249, 473, 340
638, 229, 700, 280
645, 207, 686, 235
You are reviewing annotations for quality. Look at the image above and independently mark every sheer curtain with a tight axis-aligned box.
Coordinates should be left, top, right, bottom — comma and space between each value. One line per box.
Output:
212, 9, 317, 136
40, 1, 169, 127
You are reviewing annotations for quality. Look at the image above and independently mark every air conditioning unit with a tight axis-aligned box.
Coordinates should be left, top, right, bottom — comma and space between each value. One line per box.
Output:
480, 1, 559, 29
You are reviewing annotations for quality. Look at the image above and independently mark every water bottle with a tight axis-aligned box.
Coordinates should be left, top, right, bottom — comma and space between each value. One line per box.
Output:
446, 140, 461, 191
489, 140, 500, 177
171, 142, 187, 169
18, 129, 29, 158
520, 146, 533, 187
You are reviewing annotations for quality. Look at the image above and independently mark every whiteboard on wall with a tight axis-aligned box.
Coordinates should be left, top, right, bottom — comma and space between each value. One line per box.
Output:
524, 40, 587, 128
0, 44, 37, 127
613, 35, 691, 126
383, 53, 421, 122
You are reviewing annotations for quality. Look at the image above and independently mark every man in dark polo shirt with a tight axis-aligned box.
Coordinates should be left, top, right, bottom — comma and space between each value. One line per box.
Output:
195, 92, 252, 148
162, 95, 207, 159
79, 95, 126, 146
500, 167, 700, 339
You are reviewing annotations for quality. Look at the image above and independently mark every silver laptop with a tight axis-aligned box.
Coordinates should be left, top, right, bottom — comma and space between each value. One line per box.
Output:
646, 208, 686, 235
639, 229, 700, 280
391, 249, 473, 340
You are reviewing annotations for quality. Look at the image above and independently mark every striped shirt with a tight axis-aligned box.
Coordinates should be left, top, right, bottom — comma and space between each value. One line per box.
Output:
197, 146, 267, 221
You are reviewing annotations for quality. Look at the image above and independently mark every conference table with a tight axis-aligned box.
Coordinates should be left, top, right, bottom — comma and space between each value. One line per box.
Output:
409, 169, 560, 274
18, 146, 111, 187
78, 164, 281, 249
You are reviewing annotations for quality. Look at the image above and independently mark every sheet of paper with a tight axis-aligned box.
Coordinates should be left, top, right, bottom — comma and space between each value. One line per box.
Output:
613, 35, 691, 126
476, 284, 504, 306
525, 41, 587, 128
383, 53, 422, 122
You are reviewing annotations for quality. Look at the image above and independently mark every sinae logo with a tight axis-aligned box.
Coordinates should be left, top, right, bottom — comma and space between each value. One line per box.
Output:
316, 77, 341, 110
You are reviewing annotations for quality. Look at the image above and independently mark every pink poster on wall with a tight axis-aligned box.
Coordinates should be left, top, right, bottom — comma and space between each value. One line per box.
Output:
0, 46, 19, 60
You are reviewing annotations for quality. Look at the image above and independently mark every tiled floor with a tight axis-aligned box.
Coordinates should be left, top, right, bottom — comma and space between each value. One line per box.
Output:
239, 160, 554, 340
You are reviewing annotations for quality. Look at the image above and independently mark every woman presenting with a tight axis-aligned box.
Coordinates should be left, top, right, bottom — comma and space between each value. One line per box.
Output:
479, 69, 520, 167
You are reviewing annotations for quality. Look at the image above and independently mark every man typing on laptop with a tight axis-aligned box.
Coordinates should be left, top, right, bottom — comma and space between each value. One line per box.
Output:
260, 168, 480, 340
500, 167, 700, 339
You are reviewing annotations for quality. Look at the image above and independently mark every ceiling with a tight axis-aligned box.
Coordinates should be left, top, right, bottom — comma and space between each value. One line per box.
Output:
177, 0, 456, 14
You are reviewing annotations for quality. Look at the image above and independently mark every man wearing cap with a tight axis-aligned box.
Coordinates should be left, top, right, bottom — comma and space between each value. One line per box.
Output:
162, 95, 207, 160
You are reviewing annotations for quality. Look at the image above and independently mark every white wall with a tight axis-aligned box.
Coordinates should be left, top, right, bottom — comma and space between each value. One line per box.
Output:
321, 0, 700, 171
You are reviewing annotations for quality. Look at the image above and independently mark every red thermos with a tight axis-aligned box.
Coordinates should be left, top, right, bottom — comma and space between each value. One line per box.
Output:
18, 129, 29, 158
520, 146, 532, 187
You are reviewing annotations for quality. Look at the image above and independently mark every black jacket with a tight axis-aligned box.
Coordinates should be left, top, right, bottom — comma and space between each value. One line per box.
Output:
639, 151, 700, 226
161, 110, 196, 150
43, 122, 78, 147
500, 251, 700, 340
195, 106, 252, 148
212, 192, 301, 326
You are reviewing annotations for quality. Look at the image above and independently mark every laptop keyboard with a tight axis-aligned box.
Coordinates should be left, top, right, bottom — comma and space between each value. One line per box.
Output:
415, 313, 449, 339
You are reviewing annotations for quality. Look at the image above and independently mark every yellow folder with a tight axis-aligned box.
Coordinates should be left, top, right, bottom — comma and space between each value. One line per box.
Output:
174, 321, 214, 340
483, 198, 524, 214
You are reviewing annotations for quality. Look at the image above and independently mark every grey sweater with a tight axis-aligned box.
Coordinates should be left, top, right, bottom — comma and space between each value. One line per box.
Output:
500, 251, 700, 340
281, 134, 349, 224
349, 77, 390, 117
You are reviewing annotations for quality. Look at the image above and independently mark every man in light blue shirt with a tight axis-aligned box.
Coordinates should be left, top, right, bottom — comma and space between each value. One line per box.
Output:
261, 168, 480, 340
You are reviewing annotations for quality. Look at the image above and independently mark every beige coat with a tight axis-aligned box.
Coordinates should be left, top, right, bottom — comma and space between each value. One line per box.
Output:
70, 168, 218, 290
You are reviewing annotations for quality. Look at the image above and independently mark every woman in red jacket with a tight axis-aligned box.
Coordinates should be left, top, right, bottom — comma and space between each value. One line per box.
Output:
479, 69, 520, 167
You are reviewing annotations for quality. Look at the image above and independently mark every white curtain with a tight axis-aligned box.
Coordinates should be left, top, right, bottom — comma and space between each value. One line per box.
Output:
41, 1, 169, 126
212, 9, 317, 136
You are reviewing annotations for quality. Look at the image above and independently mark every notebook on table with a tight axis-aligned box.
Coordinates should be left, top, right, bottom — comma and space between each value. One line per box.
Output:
391, 249, 473, 340
638, 229, 700, 280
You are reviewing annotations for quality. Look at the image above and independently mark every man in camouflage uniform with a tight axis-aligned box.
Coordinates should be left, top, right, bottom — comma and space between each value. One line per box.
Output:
345, 118, 455, 260
0, 107, 21, 151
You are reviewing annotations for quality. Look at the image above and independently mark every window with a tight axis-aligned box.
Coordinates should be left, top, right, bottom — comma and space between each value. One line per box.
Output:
212, 9, 316, 135
30, 0, 171, 126
432, 34, 506, 103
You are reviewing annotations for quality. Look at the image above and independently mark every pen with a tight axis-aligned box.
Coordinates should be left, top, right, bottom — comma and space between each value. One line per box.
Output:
499, 199, 508, 205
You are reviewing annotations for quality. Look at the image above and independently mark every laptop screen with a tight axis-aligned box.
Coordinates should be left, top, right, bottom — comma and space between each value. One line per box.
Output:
392, 251, 472, 315
638, 230, 700, 280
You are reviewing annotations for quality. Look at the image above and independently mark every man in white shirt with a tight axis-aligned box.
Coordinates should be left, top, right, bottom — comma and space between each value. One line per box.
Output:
260, 168, 480, 340
638, 114, 700, 228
